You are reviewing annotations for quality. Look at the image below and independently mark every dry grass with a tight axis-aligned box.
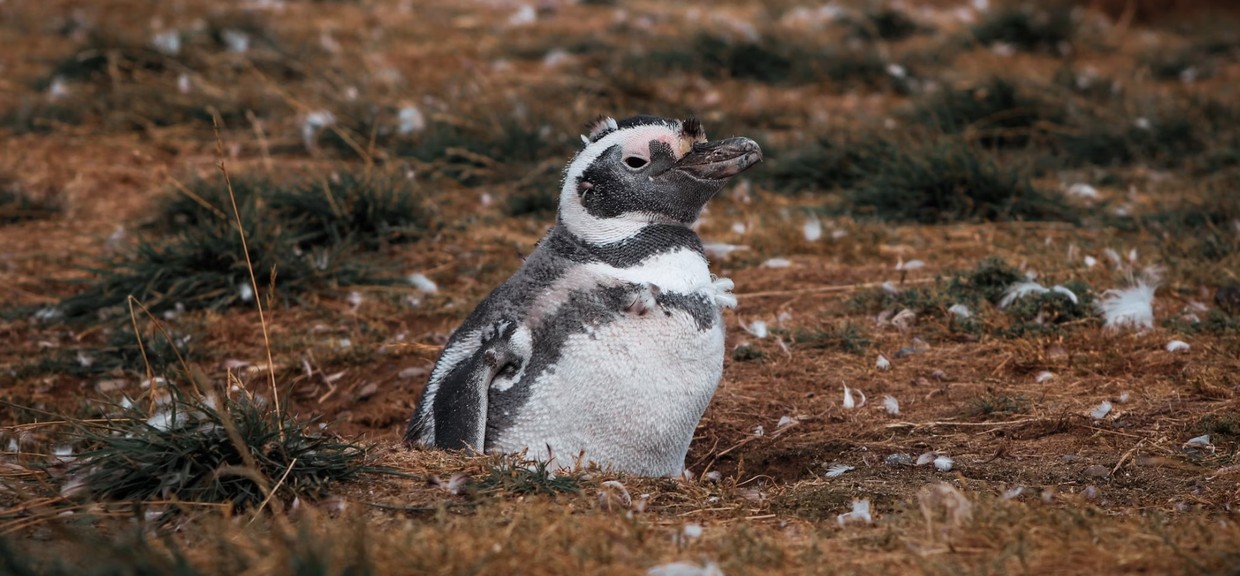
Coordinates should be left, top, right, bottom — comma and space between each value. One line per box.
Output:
2, 0, 1239, 574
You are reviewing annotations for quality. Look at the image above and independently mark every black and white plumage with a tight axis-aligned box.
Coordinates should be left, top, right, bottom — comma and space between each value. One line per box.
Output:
405, 115, 762, 476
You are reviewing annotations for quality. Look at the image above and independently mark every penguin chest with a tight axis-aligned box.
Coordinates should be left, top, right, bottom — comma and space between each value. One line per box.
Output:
499, 299, 724, 475
488, 249, 729, 475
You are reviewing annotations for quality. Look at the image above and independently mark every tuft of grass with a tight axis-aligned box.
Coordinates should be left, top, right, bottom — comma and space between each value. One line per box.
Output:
59, 207, 385, 319
763, 137, 873, 194
265, 172, 433, 249
1196, 414, 1240, 442
962, 389, 1028, 419
971, 5, 1075, 53
16, 323, 197, 379
59, 173, 427, 320
841, 7, 924, 41
854, 257, 1024, 313
843, 137, 1074, 224
70, 383, 370, 509
913, 77, 1062, 148
999, 279, 1095, 336
731, 345, 765, 362
790, 323, 871, 354
475, 457, 581, 496
632, 32, 906, 90
1055, 111, 1204, 169
0, 175, 62, 224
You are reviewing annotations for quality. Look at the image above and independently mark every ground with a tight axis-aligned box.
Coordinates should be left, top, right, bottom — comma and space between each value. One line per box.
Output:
1, 0, 1239, 574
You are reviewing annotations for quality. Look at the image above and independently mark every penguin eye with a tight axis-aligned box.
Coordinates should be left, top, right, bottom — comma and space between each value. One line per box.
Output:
623, 156, 648, 170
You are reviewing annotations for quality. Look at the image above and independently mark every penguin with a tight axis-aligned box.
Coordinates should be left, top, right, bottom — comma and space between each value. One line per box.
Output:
405, 115, 762, 477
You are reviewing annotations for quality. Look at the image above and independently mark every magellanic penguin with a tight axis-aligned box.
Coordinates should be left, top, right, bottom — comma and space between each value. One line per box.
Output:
405, 115, 762, 477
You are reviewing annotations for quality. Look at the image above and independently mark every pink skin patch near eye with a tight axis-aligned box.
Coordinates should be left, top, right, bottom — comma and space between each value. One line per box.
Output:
617, 126, 696, 161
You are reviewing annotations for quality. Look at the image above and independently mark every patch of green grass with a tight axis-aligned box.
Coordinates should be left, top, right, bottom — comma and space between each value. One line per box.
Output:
841, 6, 924, 41
999, 279, 1095, 336
55, 172, 430, 321
790, 323, 871, 354
731, 345, 765, 362
913, 77, 1062, 148
962, 389, 1028, 419
763, 137, 874, 194
1196, 414, 1240, 442
70, 383, 371, 509
853, 257, 1025, 313
632, 32, 907, 90
971, 5, 1075, 53
0, 175, 62, 224
265, 172, 434, 249
475, 457, 581, 496
1164, 310, 1240, 336
1142, 191, 1240, 263
842, 136, 1074, 224
16, 323, 197, 380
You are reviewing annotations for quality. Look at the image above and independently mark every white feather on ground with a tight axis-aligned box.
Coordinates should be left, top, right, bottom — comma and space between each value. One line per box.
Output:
836, 499, 872, 526
1096, 280, 1157, 332
1089, 400, 1113, 420
998, 282, 1047, 308
999, 282, 1079, 308
824, 463, 854, 478
883, 395, 900, 415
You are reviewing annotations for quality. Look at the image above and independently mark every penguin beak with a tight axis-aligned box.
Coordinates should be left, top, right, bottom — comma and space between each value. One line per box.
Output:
671, 137, 763, 181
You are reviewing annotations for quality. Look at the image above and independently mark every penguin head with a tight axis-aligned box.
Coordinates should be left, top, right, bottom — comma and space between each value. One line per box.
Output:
558, 115, 762, 244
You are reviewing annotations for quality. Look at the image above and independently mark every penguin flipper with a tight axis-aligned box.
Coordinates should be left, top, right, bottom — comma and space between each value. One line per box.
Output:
416, 320, 526, 452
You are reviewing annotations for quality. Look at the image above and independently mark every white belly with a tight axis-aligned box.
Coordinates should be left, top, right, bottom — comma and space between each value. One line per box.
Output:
492, 300, 724, 476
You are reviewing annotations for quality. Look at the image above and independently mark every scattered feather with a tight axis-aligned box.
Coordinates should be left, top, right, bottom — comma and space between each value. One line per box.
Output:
1117, 391, 1130, 403
647, 561, 723, 576
948, 304, 971, 318
301, 111, 336, 150
1165, 340, 1190, 353
220, 29, 250, 53
681, 524, 703, 540
824, 463, 854, 478
1096, 281, 1157, 332
881, 281, 899, 295
507, 4, 536, 26
702, 243, 748, 258
777, 415, 797, 428
1065, 183, 1099, 200
998, 281, 1047, 308
1103, 247, 1123, 268
876, 354, 891, 371
882, 395, 900, 415
1050, 285, 1079, 304
1002, 486, 1025, 500
891, 308, 916, 331
1083, 255, 1097, 268
238, 282, 255, 302
744, 320, 768, 339
398, 105, 426, 135
1089, 400, 1112, 420
842, 385, 865, 409
933, 455, 954, 472
1035, 371, 1054, 383
703, 471, 722, 483
803, 217, 823, 241
762, 258, 791, 268
432, 473, 469, 494
752, 425, 764, 437
836, 498, 872, 526
1184, 435, 1214, 453
916, 452, 937, 466
896, 258, 925, 271
408, 273, 438, 293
